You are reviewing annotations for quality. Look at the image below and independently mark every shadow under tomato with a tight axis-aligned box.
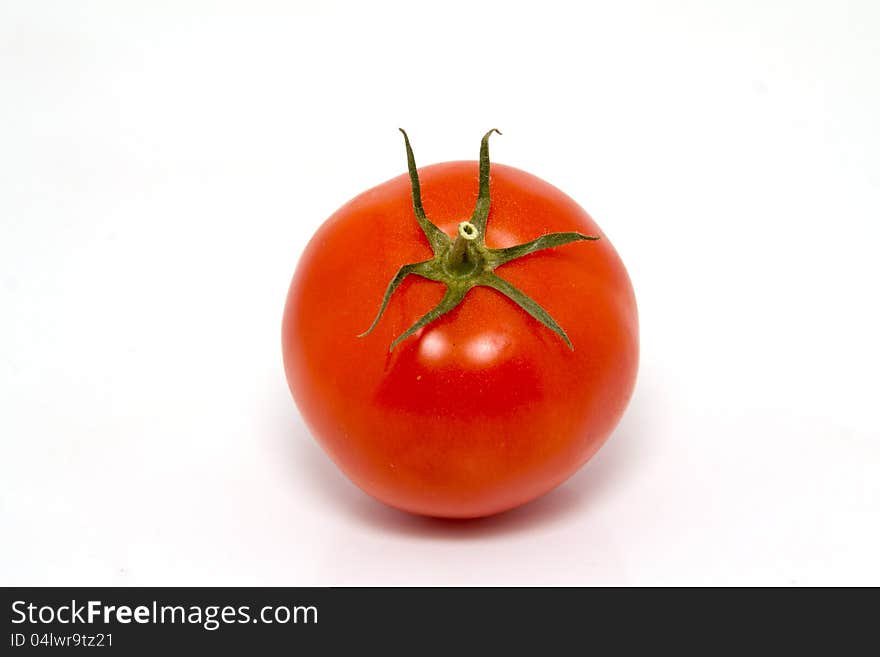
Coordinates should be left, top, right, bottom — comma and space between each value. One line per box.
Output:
276, 385, 652, 540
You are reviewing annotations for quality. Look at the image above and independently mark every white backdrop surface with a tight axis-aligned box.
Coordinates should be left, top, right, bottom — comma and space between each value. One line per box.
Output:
1, 1, 879, 585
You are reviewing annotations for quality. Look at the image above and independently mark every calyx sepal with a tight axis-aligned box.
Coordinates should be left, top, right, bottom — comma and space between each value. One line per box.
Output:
359, 129, 600, 351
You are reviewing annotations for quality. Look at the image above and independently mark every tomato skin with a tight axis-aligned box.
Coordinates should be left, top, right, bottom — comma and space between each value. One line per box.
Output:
282, 161, 638, 518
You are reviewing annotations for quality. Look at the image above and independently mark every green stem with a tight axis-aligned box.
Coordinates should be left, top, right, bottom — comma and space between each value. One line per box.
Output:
445, 221, 481, 276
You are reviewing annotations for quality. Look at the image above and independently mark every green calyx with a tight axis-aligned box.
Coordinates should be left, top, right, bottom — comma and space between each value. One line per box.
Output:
358, 129, 600, 351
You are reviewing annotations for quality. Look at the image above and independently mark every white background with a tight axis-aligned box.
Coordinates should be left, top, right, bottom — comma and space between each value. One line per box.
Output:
2, 0, 878, 586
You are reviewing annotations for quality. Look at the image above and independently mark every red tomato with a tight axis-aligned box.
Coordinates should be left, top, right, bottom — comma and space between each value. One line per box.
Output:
282, 133, 638, 518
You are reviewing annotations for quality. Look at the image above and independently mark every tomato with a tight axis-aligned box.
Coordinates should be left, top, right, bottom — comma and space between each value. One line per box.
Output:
282, 131, 638, 518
